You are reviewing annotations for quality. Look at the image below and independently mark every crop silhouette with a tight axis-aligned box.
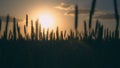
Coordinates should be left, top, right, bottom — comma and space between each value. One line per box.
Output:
4, 15, 10, 40
75, 5, 78, 38
35, 20, 39, 40
83, 21, 87, 40
56, 27, 59, 40
42, 28, 45, 40
39, 24, 42, 40
88, 0, 96, 39
46, 29, 49, 40
31, 20, 34, 40
26, 14, 28, 26
0, 0, 120, 68
0, 19, 2, 37
60, 31, 63, 40
13, 18, 17, 40
89, 0, 96, 29
8, 30, 13, 40
24, 25, 27, 39
114, 0, 119, 39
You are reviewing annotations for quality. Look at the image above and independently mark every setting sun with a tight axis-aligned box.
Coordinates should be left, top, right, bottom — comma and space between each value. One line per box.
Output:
39, 13, 55, 29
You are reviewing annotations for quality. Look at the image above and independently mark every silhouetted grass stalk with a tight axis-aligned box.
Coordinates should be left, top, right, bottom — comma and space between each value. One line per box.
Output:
88, 0, 96, 39
35, 20, 39, 40
26, 14, 28, 26
39, 24, 42, 40
75, 5, 78, 38
84, 21, 87, 40
89, 0, 96, 29
4, 15, 10, 39
0, 19, 2, 37
17, 22, 21, 40
31, 20, 34, 40
24, 25, 27, 40
13, 18, 17, 40
114, 0, 119, 39
56, 27, 59, 40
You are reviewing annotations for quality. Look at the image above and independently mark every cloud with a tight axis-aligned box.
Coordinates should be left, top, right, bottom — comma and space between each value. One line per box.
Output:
93, 13, 120, 20
64, 9, 90, 16
55, 3, 100, 16
64, 9, 120, 20
55, 2, 74, 10
55, 3, 91, 16
55, 2, 120, 20
0, 15, 22, 22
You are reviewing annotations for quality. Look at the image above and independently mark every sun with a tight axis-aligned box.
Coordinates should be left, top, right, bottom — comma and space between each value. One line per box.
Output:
39, 13, 55, 29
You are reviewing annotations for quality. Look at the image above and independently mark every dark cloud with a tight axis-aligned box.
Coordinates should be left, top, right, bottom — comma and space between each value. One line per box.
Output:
55, 2, 101, 16
0, 15, 22, 22
55, 2, 120, 20
93, 13, 120, 20
65, 9, 120, 20
65, 9, 90, 16
65, 9, 102, 16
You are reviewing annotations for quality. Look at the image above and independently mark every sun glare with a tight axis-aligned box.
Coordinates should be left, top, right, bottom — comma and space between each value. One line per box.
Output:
39, 13, 55, 29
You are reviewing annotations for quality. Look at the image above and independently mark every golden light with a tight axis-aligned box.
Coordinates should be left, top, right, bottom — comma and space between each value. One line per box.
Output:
39, 13, 55, 29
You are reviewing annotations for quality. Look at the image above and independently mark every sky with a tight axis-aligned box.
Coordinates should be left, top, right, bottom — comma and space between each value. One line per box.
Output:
0, 0, 120, 35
